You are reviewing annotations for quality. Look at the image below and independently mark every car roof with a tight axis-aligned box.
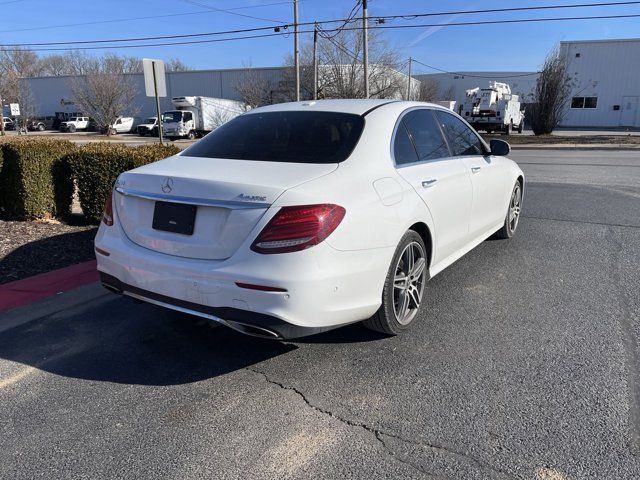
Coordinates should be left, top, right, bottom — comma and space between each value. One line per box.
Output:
246, 99, 456, 116
246, 99, 400, 116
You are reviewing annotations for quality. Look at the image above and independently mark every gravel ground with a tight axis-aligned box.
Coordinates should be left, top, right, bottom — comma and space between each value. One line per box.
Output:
0, 220, 97, 284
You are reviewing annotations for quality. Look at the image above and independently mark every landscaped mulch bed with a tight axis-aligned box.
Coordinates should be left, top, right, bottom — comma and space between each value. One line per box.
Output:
0, 219, 97, 285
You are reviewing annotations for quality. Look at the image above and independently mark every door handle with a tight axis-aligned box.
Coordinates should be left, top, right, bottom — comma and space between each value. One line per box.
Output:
471, 166, 481, 174
422, 179, 437, 188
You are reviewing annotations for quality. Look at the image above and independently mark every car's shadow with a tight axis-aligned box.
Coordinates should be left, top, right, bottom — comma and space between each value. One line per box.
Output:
0, 294, 298, 386
0, 292, 385, 386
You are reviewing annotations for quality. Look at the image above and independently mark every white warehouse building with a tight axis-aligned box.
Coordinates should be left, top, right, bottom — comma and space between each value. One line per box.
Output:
559, 38, 640, 128
21, 65, 417, 120
416, 38, 640, 128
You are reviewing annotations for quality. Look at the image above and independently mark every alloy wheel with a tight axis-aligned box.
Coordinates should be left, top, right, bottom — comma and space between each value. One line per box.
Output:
393, 241, 426, 325
508, 184, 522, 232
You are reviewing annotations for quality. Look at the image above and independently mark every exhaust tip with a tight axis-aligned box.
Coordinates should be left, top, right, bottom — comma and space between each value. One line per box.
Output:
226, 321, 282, 340
102, 283, 122, 295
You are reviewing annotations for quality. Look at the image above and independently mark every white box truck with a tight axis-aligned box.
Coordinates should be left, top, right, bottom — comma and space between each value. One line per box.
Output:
162, 96, 247, 140
460, 82, 525, 135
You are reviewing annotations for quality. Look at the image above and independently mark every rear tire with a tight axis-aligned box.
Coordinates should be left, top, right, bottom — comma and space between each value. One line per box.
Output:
38, 124, 45, 131
363, 231, 428, 335
493, 181, 523, 239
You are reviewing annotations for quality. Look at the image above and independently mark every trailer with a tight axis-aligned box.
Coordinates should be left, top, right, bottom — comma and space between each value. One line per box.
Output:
162, 96, 247, 140
460, 82, 525, 135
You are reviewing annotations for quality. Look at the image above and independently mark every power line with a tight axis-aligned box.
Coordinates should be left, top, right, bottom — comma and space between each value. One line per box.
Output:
0, 1, 296, 34
411, 59, 541, 78
372, 0, 640, 22
179, 0, 285, 23
3, 12, 640, 51
3, 1, 639, 48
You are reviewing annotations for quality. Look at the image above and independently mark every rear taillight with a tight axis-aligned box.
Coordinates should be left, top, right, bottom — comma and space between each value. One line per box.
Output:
251, 204, 345, 254
102, 190, 114, 226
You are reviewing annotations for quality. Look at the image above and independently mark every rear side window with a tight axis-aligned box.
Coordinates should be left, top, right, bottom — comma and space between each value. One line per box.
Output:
435, 111, 484, 156
393, 123, 419, 165
401, 109, 450, 162
184, 111, 365, 164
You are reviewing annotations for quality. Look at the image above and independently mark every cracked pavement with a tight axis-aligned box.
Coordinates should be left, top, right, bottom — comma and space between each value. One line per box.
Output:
1, 149, 639, 479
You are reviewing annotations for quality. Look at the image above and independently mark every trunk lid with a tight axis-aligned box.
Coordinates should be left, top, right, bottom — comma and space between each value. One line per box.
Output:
114, 154, 337, 260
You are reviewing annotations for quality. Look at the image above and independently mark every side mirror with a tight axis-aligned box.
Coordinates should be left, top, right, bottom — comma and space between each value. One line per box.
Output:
490, 139, 511, 156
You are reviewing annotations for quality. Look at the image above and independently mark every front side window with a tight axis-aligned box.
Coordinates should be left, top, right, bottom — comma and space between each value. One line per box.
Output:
183, 112, 193, 122
435, 111, 484, 157
401, 109, 450, 161
184, 111, 365, 164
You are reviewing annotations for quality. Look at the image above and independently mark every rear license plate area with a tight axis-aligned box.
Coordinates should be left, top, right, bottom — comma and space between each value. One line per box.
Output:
152, 201, 197, 235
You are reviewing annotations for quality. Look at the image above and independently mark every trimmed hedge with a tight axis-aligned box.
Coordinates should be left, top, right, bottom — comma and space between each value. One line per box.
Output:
0, 138, 77, 220
69, 143, 181, 224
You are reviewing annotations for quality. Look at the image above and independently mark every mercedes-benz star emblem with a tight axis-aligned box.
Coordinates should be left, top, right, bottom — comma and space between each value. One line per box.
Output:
161, 177, 174, 194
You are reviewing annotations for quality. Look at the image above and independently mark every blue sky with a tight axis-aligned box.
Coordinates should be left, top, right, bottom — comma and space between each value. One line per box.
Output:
2, 0, 640, 73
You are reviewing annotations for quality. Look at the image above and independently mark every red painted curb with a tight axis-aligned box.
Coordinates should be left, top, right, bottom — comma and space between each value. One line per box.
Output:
0, 260, 99, 312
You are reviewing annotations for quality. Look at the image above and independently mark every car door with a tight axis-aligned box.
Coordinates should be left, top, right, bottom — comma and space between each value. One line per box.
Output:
393, 108, 473, 266
435, 110, 507, 239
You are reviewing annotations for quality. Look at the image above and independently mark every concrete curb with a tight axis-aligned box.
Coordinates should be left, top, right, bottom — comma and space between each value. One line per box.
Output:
0, 260, 99, 312
509, 144, 640, 151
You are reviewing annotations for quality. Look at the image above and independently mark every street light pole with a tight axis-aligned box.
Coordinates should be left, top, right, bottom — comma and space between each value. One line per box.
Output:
293, 0, 300, 101
362, 0, 369, 98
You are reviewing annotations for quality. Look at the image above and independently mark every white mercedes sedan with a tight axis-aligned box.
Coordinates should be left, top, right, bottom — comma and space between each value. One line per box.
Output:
95, 99, 524, 339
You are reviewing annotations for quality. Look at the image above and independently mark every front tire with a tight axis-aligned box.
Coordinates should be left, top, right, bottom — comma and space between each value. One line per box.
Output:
364, 231, 428, 335
493, 181, 523, 239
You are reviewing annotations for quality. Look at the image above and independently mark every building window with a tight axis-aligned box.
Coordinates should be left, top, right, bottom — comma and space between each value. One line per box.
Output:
584, 97, 598, 108
571, 96, 598, 109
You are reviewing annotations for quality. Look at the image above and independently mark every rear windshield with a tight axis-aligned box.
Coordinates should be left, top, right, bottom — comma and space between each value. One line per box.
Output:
183, 111, 365, 164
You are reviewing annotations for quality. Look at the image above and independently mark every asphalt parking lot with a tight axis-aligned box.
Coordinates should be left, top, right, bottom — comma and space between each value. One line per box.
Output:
1, 148, 639, 479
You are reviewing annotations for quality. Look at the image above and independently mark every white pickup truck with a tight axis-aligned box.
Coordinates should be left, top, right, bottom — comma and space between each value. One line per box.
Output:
59, 117, 89, 132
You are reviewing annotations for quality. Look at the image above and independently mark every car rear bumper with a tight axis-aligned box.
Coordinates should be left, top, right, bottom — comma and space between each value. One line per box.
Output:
94, 218, 392, 337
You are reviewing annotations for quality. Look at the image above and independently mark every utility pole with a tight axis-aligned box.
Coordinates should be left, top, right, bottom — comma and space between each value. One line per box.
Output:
312, 22, 318, 100
406, 57, 412, 100
293, 0, 300, 101
362, 0, 370, 98
0, 93, 5, 136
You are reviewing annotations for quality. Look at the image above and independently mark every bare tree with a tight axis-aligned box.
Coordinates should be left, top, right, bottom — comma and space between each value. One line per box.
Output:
282, 23, 403, 100
234, 64, 275, 108
528, 48, 572, 135
418, 77, 440, 102
166, 58, 191, 72
70, 58, 138, 135
0, 47, 44, 103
